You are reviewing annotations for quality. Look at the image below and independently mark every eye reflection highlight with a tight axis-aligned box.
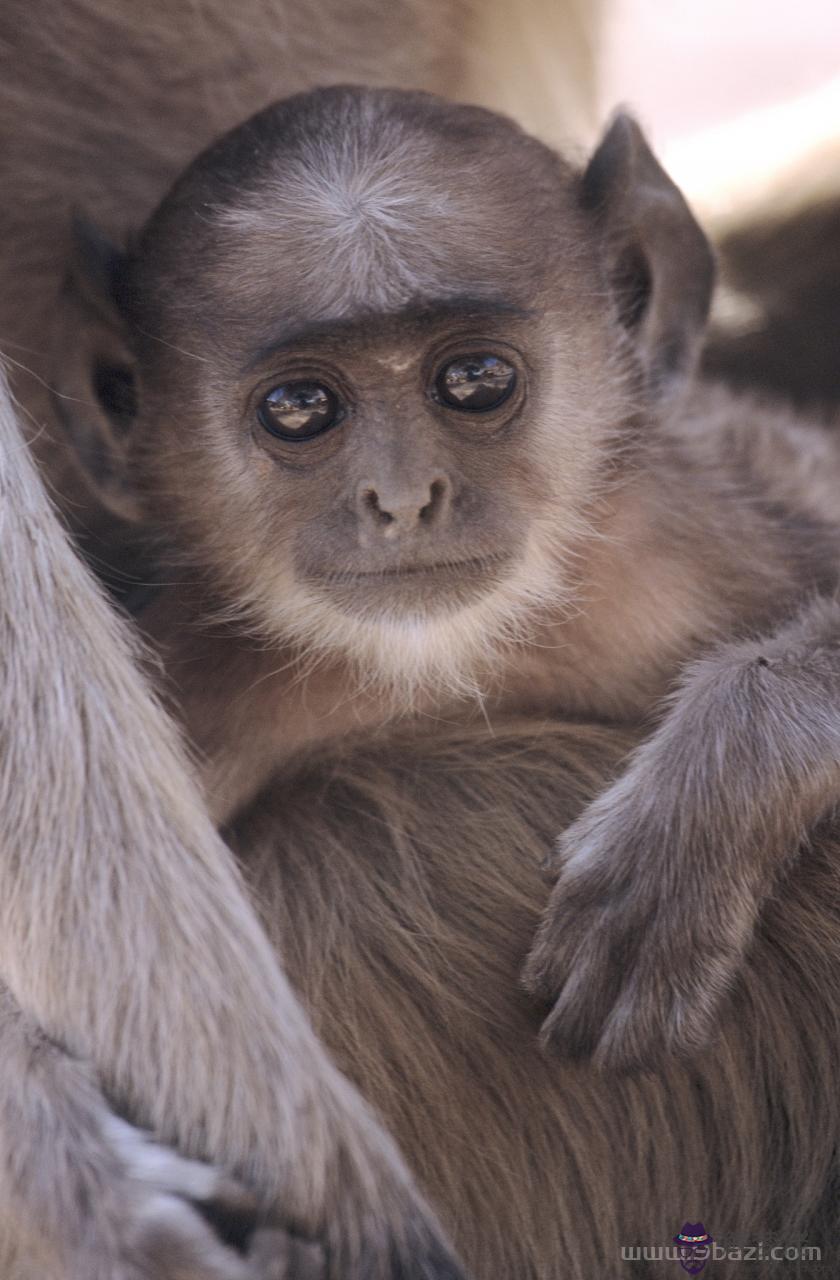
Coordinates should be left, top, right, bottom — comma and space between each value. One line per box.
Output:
258, 382, 340, 439
435, 355, 516, 412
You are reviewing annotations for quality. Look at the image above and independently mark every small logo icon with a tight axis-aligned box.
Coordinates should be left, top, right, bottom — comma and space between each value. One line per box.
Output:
673, 1222, 714, 1274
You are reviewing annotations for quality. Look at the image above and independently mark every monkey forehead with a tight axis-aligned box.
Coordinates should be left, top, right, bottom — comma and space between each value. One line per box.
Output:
209, 170, 562, 324
138, 87, 584, 329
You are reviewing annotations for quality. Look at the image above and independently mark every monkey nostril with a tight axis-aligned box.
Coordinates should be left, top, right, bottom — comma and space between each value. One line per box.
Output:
419, 479, 446, 524
363, 488, 394, 525
360, 480, 448, 529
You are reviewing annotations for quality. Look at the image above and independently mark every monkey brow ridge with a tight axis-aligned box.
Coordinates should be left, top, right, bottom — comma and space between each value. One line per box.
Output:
243, 296, 537, 371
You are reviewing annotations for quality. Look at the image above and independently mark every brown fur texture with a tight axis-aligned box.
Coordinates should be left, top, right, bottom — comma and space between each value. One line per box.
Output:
229, 720, 840, 1277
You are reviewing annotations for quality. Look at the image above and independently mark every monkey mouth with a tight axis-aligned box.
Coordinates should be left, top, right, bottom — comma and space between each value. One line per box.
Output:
304, 554, 512, 615
346, 555, 505, 580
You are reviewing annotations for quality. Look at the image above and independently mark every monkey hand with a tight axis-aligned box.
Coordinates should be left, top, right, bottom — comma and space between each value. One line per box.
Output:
1, 1105, 315, 1280
65, 1064, 465, 1280
89, 1116, 303, 1280
1, 983, 455, 1280
521, 774, 753, 1071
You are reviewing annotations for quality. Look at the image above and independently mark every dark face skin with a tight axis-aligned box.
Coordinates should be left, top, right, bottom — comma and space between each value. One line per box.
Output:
86, 88, 642, 688
146, 301, 568, 617
248, 306, 540, 603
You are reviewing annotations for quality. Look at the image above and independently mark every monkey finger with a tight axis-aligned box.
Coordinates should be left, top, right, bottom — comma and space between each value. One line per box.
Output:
246, 1228, 326, 1280
521, 867, 625, 1000
103, 1115, 295, 1279
591, 929, 743, 1071
133, 1193, 272, 1280
529, 921, 634, 1059
528, 892, 730, 1069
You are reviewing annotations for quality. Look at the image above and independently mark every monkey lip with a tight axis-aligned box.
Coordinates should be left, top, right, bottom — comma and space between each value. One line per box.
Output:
303, 552, 512, 589
341, 555, 507, 581
304, 554, 511, 614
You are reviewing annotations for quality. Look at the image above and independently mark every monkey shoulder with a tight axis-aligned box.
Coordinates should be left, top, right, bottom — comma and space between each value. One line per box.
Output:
668, 378, 840, 531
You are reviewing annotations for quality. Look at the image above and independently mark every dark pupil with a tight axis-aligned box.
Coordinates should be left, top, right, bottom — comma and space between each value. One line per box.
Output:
259, 382, 337, 438
437, 355, 516, 411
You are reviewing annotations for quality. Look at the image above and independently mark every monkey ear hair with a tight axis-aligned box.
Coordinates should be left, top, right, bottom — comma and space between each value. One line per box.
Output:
52, 212, 142, 522
582, 110, 715, 396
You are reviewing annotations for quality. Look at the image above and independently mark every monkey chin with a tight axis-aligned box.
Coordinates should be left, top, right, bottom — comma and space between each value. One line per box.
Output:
252, 534, 572, 709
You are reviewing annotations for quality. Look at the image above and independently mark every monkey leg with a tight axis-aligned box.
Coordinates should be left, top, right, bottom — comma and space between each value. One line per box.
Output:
524, 594, 840, 1070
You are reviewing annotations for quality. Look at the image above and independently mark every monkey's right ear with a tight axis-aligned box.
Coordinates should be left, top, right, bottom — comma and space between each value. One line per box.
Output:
582, 113, 715, 396
52, 215, 143, 522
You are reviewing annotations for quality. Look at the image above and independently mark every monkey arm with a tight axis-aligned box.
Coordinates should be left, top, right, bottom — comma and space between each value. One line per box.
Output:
0, 368, 466, 1280
523, 594, 840, 1071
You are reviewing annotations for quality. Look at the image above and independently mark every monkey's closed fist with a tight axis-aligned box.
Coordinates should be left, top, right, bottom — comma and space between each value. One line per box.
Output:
522, 777, 751, 1071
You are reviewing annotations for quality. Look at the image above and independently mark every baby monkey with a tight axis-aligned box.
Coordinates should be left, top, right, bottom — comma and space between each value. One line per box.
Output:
56, 85, 840, 1070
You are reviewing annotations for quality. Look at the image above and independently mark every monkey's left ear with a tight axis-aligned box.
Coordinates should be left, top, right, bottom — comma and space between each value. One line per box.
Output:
582, 113, 714, 395
52, 215, 143, 522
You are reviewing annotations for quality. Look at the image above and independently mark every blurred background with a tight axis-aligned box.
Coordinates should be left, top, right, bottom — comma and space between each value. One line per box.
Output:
603, 0, 840, 222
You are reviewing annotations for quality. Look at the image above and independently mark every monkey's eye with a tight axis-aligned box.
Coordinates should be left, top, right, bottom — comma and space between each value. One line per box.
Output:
257, 382, 340, 440
435, 355, 516, 412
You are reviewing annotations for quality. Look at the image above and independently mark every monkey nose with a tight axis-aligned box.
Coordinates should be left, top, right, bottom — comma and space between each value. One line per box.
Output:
357, 478, 450, 536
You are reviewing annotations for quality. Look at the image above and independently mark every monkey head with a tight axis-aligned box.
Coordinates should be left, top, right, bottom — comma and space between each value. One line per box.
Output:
56, 86, 713, 699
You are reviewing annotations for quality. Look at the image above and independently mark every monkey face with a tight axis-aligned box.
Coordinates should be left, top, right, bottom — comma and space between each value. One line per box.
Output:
57, 87, 712, 698
247, 320, 533, 617
237, 307, 559, 611
129, 296, 623, 699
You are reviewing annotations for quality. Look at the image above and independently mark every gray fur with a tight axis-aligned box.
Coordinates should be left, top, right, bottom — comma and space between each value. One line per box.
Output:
0, 363, 463, 1276
0, 985, 274, 1280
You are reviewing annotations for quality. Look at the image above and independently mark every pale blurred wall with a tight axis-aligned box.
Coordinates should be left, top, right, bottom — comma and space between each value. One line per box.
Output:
458, 0, 604, 151
601, 0, 840, 219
